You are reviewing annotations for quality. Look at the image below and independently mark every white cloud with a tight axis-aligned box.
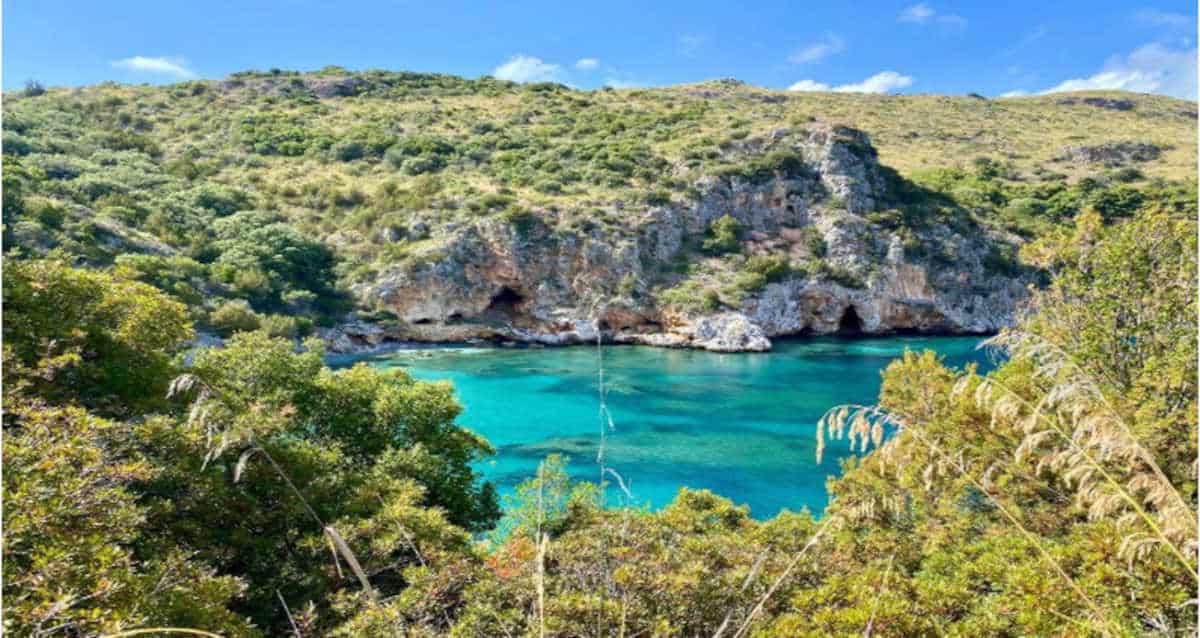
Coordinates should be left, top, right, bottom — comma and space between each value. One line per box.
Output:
574, 58, 599, 70
112, 56, 195, 78
1134, 9, 1190, 28
788, 71, 914, 94
492, 55, 563, 83
604, 79, 642, 89
999, 90, 1030, 98
788, 33, 845, 64
787, 79, 832, 92
1038, 42, 1197, 100
898, 3, 966, 29
898, 3, 935, 23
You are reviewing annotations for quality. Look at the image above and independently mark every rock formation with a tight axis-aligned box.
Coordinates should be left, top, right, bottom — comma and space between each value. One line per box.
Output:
325, 124, 1030, 352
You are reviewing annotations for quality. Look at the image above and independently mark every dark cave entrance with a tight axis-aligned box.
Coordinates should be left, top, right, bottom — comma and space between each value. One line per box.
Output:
837, 305, 864, 335
486, 286, 525, 315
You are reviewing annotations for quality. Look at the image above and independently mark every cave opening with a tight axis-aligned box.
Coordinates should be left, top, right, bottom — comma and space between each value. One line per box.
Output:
486, 286, 525, 315
837, 305, 864, 335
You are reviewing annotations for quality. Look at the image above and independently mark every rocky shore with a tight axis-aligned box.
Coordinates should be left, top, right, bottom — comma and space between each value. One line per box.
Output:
325, 124, 1029, 353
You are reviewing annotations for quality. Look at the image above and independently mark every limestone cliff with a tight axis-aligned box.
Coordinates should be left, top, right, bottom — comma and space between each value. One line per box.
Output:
328, 124, 1030, 352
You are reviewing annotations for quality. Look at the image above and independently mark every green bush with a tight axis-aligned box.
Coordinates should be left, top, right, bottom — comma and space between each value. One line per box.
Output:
741, 254, 791, 290
500, 206, 540, 236
259, 313, 313, 338
643, 189, 672, 206
658, 279, 722, 313
702, 214, 742, 254
801, 226, 827, 257
1087, 185, 1145, 221
331, 139, 367, 161
209, 299, 262, 336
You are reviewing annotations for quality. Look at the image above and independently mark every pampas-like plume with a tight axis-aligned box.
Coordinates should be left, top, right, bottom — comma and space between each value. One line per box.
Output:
535, 533, 549, 638
974, 331, 1198, 580
816, 403, 1121, 636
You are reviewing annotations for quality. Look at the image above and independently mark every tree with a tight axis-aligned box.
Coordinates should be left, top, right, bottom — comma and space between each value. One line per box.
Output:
1, 401, 255, 638
3, 259, 193, 413
144, 332, 499, 633
210, 211, 344, 312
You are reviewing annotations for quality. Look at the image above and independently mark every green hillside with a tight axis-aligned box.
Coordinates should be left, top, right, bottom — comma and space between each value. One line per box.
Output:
3, 70, 1195, 333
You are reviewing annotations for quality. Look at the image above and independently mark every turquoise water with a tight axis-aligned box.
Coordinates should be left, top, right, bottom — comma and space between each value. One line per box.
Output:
335, 336, 991, 518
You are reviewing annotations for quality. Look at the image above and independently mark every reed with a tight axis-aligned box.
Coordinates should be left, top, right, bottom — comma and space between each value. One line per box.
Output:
817, 403, 1121, 636
977, 330, 1198, 576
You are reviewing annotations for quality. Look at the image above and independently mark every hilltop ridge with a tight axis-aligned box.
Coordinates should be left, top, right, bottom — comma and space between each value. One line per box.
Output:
3, 68, 1195, 349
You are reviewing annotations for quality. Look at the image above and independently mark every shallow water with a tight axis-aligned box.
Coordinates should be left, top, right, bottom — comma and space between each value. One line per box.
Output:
334, 336, 992, 518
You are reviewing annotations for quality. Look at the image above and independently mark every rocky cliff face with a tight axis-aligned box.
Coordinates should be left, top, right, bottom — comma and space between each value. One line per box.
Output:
327, 124, 1029, 352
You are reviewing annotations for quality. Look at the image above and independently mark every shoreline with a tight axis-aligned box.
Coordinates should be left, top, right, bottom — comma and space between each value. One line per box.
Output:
321, 327, 998, 361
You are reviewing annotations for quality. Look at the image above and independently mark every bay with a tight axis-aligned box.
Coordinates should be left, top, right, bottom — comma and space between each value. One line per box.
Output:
334, 335, 993, 518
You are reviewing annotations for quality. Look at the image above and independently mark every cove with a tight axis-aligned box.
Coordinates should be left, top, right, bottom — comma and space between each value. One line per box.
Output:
332, 336, 993, 518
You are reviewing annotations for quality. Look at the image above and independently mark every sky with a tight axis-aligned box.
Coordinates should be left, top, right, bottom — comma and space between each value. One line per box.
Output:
3, 1, 1196, 99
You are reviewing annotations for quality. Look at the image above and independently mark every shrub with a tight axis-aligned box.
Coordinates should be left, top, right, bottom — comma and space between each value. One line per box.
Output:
501, 206, 540, 236
742, 149, 806, 183
1004, 197, 1046, 218
744, 254, 790, 284
331, 139, 367, 162
3, 260, 193, 409
401, 155, 445, 175
191, 184, 252, 217
813, 261, 865, 288
658, 280, 722, 313
22, 79, 46, 97
1087, 185, 1145, 221
644, 189, 672, 206
259, 313, 313, 338
209, 299, 262, 336
1109, 167, 1144, 183
902, 235, 928, 260
702, 214, 742, 254
801, 226, 827, 257
2, 131, 32, 156
25, 197, 67, 229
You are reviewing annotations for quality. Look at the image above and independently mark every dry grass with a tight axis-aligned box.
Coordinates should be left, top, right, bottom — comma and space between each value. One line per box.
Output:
817, 402, 1123, 635
974, 330, 1198, 578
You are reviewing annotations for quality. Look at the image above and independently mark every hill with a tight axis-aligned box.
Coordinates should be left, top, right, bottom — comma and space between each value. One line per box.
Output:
3, 69, 1195, 349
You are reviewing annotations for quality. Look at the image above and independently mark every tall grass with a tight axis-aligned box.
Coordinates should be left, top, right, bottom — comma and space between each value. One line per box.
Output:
817, 403, 1121, 635
977, 330, 1198, 577
811, 325, 1200, 634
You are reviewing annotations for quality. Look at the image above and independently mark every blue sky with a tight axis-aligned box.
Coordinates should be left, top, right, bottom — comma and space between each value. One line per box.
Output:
3, 1, 1196, 99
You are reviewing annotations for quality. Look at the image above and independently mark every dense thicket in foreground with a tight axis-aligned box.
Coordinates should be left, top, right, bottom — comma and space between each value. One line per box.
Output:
3, 200, 1195, 636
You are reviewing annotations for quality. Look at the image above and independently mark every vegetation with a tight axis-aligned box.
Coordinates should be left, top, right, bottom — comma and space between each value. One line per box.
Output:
4, 198, 1193, 638
2, 69, 1196, 637
2, 71, 1194, 312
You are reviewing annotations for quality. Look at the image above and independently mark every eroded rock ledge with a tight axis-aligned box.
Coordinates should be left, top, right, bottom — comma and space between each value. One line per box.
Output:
325, 124, 1030, 353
